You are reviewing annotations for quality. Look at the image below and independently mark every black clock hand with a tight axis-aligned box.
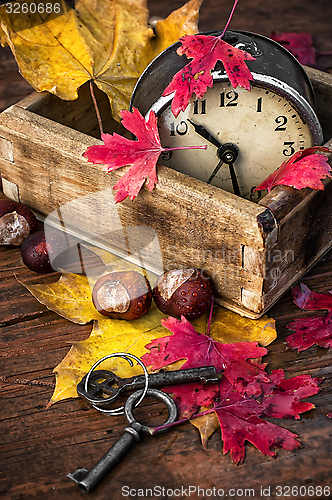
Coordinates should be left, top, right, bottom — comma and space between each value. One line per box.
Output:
227, 162, 241, 197
207, 158, 241, 196
187, 119, 222, 149
218, 143, 241, 196
188, 120, 241, 196
207, 160, 223, 184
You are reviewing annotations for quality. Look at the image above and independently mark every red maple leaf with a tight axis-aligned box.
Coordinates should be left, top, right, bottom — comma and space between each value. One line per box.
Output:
271, 31, 317, 66
285, 283, 332, 351
202, 377, 302, 464
285, 317, 332, 351
145, 315, 321, 462
254, 146, 331, 193
154, 373, 320, 463
162, 33, 255, 117
201, 371, 320, 463
164, 381, 219, 419
246, 369, 321, 419
142, 315, 269, 394
165, 368, 320, 422
83, 107, 206, 202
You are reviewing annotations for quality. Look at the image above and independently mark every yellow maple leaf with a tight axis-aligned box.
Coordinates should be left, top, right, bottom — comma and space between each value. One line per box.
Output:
22, 273, 104, 324
0, 0, 202, 120
82, 243, 159, 288
49, 303, 168, 404
192, 307, 277, 346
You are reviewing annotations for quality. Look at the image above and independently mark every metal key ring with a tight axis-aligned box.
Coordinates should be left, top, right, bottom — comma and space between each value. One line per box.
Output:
124, 388, 178, 434
83, 353, 149, 416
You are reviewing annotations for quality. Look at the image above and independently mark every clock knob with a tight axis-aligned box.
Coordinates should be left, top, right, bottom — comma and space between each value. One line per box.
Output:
217, 143, 239, 164
209, 143, 241, 196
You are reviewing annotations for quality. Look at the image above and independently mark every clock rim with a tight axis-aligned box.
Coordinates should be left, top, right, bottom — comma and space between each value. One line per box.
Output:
130, 30, 323, 145
148, 72, 323, 146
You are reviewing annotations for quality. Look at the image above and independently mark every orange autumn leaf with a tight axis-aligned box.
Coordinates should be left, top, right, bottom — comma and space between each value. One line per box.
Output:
0, 0, 203, 121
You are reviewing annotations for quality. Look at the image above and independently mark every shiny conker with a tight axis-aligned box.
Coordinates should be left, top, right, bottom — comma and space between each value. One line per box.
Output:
0, 199, 38, 245
20, 230, 54, 274
92, 270, 152, 320
153, 268, 213, 320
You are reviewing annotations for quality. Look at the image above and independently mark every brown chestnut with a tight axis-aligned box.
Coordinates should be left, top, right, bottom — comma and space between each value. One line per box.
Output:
153, 268, 213, 320
20, 230, 54, 274
92, 270, 152, 320
0, 199, 38, 245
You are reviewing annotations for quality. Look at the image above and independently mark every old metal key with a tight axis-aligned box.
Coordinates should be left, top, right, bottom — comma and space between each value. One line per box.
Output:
77, 365, 219, 408
67, 388, 178, 493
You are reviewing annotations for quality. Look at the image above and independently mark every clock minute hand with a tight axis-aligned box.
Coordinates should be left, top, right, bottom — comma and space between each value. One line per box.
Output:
187, 119, 241, 197
187, 119, 222, 149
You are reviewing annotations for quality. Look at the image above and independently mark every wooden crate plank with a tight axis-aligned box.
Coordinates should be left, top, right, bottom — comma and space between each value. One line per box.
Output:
0, 103, 272, 247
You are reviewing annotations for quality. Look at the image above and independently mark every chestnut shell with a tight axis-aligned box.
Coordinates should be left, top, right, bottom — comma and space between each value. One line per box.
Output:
153, 268, 213, 320
20, 230, 54, 274
0, 199, 38, 245
92, 270, 152, 320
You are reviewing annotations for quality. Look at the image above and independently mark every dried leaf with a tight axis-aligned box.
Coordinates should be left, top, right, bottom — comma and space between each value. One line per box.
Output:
270, 31, 317, 66
0, 0, 202, 120
254, 147, 331, 193
82, 243, 144, 271
286, 316, 332, 351
50, 303, 168, 403
206, 377, 301, 464
83, 107, 206, 201
84, 108, 163, 201
255, 369, 320, 419
285, 283, 332, 351
190, 411, 220, 449
142, 315, 271, 393
190, 372, 320, 464
206, 307, 276, 346
21, 273, 104, 324
162, 32, 255, 117
164, 382, 219, 419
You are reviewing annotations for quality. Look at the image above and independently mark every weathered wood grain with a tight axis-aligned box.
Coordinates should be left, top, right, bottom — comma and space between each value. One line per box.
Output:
1, 67, 332, 317
0, 238, 332, 500
1, 3, 332, 498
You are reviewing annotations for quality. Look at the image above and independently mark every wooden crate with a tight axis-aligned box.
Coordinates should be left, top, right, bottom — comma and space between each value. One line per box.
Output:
0, 68, 331, 319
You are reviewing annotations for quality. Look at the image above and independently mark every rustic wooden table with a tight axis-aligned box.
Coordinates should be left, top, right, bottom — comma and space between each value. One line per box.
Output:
1, 1, 332, 499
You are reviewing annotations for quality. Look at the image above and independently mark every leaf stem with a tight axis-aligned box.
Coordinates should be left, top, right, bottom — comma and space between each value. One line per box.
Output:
162, 145, 207, 152
206, 295, 215, 336
149, 407, 215, 434
221, 0, 240, 38
89, 80, 104, 136
316, 50, 332, 56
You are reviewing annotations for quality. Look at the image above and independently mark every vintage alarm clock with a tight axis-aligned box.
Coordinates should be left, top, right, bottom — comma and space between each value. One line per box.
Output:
126, 30, 332, 319
131, 30, 323, 200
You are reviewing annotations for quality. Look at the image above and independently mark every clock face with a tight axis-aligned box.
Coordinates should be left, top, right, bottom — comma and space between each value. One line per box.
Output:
157, 81, 314, 200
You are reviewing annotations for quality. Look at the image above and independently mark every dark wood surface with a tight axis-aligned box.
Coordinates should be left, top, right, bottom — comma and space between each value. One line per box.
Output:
1, 1, 332, 499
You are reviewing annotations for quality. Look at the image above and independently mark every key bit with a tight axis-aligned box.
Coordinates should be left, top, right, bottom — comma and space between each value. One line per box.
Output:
68, 388, 177, 493
68, 421, 144, 493
77, 365, 219, 407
